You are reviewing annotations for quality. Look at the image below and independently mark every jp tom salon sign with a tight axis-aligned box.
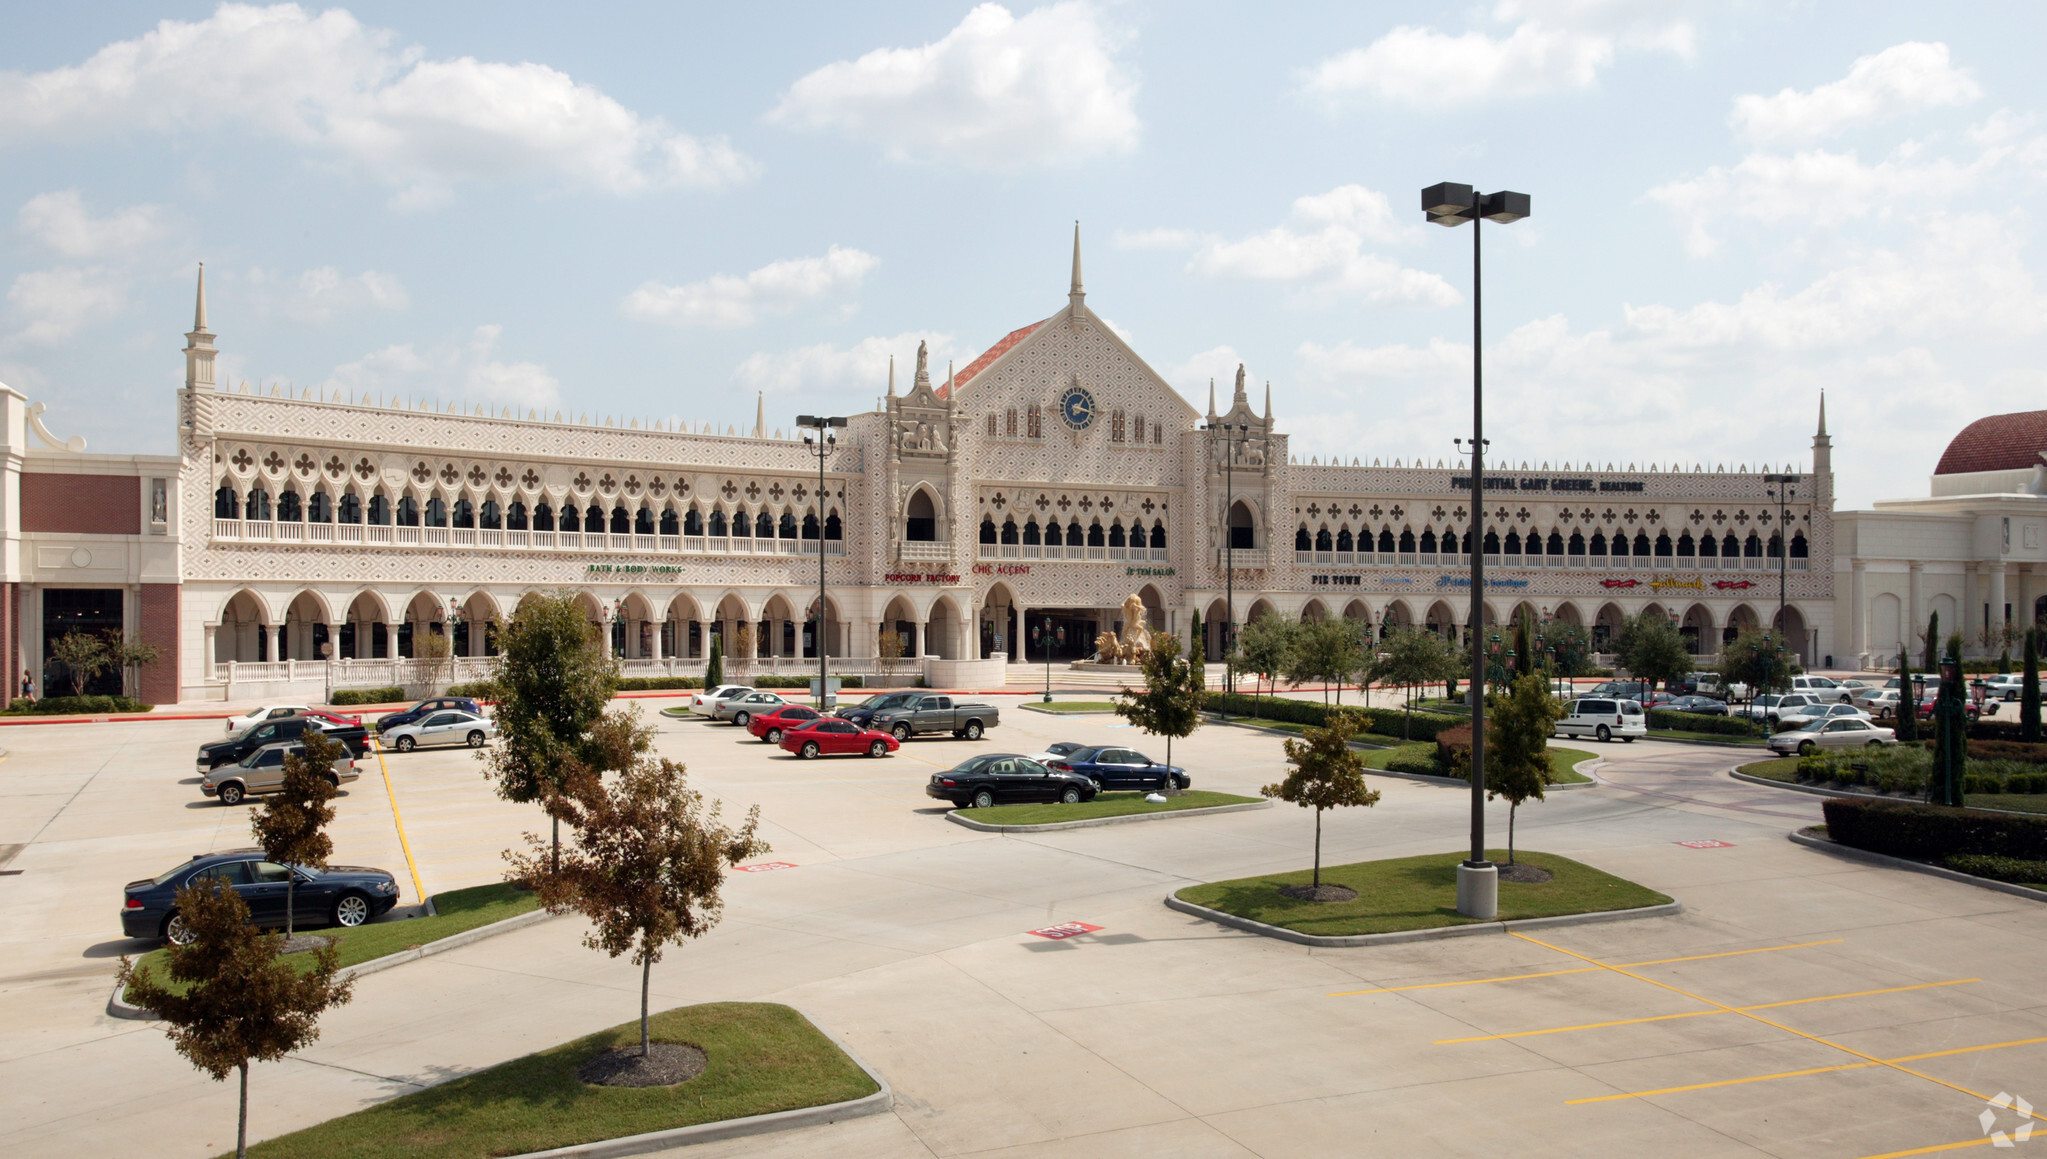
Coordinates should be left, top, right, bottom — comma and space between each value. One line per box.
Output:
1449, 475, 1646, 493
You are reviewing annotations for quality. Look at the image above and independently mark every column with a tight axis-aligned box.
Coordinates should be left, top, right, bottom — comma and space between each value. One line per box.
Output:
388, 621, 405, 661
697, 620, 710, 660
1991, 564, 2009, 654
204, 623, 219, 670
1908, 562, 1924, 655
1849, 560, 1867, 663
275, 624, 288, 663
1962, 566, 1978, 657
649, 620, 664, 662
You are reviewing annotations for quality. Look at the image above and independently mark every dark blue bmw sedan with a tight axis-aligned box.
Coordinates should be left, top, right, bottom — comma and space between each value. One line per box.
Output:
122, 850, 401, 943
1041, 745, 1190, 793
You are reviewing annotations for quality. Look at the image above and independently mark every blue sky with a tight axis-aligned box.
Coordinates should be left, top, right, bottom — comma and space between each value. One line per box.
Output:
2, 1, 2042, 508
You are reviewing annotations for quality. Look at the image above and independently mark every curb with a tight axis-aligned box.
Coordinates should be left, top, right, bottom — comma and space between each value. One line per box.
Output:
1732, 770, 2047, 817
1164, 894, 1684, 948
109, 905, 562, 1020
947, 799, 1272, 833
501, 1005, 893, 1159
1015, 703, 1121, 716
1366, 763, 1600, 792
1787, 828, 2047, 904
1645, 734, 1770, 750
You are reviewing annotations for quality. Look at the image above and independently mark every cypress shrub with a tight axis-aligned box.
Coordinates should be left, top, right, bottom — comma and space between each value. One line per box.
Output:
2023, 629, 2041, 744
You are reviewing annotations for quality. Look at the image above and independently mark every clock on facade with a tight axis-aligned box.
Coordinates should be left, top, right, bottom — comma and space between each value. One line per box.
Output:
1059, 384, 1096, 431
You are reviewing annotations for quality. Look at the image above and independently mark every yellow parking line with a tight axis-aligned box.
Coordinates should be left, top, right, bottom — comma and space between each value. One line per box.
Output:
369, 737, 427, 905
1857, 1138, 1998, 1158
1329, 938, 1846, 998
1566, 1035, 2047, 1105
1436, 979, 1976, 1044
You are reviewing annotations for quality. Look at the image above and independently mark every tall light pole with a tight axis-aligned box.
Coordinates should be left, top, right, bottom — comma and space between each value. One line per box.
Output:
1765, 473, 1798, 664
1206, 420, 1249, 720
798, 415, 846, 708
1423, 181, 1531, 921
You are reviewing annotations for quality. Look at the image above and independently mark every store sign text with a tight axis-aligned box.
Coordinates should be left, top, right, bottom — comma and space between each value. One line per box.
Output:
972, 564, 1032, 576
1309, 574, 1362, 586
1437, 575, 1529, 589
1450, 475, 1645, 493
1126, 566, 1176, 577
588, 563, 686, 574
884, 572, 961, 584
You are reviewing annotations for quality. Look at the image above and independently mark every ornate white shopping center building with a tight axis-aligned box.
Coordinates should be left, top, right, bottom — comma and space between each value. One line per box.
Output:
5, 243, 2036, 704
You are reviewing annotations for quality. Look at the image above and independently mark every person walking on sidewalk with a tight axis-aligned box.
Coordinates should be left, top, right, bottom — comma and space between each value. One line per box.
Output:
20, 669, 32, 701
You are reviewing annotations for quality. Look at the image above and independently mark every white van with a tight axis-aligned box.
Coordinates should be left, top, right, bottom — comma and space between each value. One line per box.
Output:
1555, 697, 1647, 743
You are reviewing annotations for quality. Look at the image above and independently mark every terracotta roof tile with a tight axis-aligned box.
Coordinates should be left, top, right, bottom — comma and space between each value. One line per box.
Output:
1934, 410, 2047, 475
939, 320, 1045, 398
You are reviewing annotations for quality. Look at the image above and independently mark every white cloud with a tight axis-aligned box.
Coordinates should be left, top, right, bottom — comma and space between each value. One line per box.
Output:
317, 324, 559, 410
0, 4, 754, 207
1305, 1, 1692, 106
5, 267, 124, 344
1297, 336, 1469, 381
733, 332, 958, 395
16, 190, 166, 257
1188, 185, 1459, 305
622, 246, 879, 328
246, 266, 409, 323
1165, 345, 1247, 406
1732, 42, 1981, 144
768, 2, 1138, 169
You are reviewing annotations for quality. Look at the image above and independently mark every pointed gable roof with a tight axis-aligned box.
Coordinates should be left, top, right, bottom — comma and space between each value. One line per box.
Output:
937, 320, 1046, 399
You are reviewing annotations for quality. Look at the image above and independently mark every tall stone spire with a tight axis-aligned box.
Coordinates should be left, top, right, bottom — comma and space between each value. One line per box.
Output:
1068, 221, 1085, 317
1206, 378, 1216, 419
753, 392, 765, 438
1263, 381, 1272, 422
886, 354, 896, 397
1812, 390, 1832, 474
183, 262, 217, 392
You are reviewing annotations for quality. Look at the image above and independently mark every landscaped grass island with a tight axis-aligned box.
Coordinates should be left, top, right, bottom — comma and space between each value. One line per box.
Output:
236, 1002, 879, 1159
1364, 742, 1596, 785
1176, 850, 1671, 939
955, 789, 1263, 828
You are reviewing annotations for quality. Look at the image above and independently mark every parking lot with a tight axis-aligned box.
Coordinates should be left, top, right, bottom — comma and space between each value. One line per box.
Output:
2, 694, 2043, 1158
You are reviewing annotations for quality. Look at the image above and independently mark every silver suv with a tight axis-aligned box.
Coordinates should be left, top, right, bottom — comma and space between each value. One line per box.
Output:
201, 742, 358, 806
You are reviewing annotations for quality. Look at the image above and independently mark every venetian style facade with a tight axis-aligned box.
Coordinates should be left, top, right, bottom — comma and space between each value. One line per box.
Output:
3, 241, 1845, 704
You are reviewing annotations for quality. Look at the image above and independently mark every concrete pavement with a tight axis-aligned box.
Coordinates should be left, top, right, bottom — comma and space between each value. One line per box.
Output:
1, 708, 2042, 1159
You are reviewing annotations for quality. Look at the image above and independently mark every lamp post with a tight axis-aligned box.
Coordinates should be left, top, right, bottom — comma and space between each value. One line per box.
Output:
797, 415, 846, 708
1032, 616, 1063, 704
1423, 180, 1531, 920
1206, 420, 1250, 720
1765, 473, 1799, 665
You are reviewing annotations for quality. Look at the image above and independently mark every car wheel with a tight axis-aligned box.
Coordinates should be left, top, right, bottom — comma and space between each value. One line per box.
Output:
394, 735, 416, 752
163, 911, 195, 945
1798, 740, 1816, 756
868, 740, 888, 758
734, 712, 750, 728
801, 741, 820, 759
963, 721, 983, 740
893, 723, 911, 742
217, 781, 245, 806
1090, 777, 1103, 793
1867, 740, 1884, 748
973, 788, 994, 809
466, 730, 485, 748
765, 728, 782, 745
1061, 785, 1081, 804
1595, 725, 1611, 743
332, 893, 371, 928
324, 774, 340, 790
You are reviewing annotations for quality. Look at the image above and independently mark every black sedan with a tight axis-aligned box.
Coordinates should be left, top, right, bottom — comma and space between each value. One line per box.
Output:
122, 850, 401, 943
835, 691, 919, 729
925, 754, 1098, 810
1665, 695, 1730, 716
1043, 745, 1189, 792
375, 696, 483, 734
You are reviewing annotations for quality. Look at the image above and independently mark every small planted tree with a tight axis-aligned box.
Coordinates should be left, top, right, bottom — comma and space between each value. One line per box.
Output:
1922, 612, 1940, 674
414, 627, 455, 694
1615, 611, 1691, 692
103, 630, 164, 700
511, 756, 766, 1060
50, 630, 112, 696
1485, 672, 1568, 865
116, 879, 353, 1159
1260, 711, 1380, 892
2023, 629, 2041, 745
1371, 628, 1454, 738
1287, 618, 1364, 707
704, 631, 724, 688
732, 623, 756, 681
1234, 612, 1295, 710
1116, 633, 1204, 786
250, 729, 342, 938
875, 624, 905, 687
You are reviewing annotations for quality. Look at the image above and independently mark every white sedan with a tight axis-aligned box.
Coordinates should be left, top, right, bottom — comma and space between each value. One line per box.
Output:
690, 685, 754, 718
1767, 717, 1896, 755
1775, 702, 1873, 730
224, 704, 310, 733
380, 709, 497, 752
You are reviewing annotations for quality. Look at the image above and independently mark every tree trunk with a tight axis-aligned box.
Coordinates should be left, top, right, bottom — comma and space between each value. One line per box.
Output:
1508, 802, 1517, 866
640, 953, 652, 1057
285, 876, 295, 938
551, 814, 560, 877
1313, 808, 1322, 888
237, 1061, 249, 1159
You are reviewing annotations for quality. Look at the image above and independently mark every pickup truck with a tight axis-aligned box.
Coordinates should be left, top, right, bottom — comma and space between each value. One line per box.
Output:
835, 691, 921, 728
199, 717, 369, 771
869, 695, 999, 741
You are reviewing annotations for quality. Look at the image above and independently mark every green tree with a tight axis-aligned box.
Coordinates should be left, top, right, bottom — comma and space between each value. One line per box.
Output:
116, 879, 353, 1159
414, 627, 454, 694
1893, 655, 1918, 743
481, 592, 628, 873
50, 630, 112, 696
511, 755, 765, 1057
1536, 617, 1591, 677
1189, 609, 1205, 672
1260, 712, 1381, 887
1485, 673, 1568, 864
1285, 618, 1362, 706
1719, 629, 1800, 703
704, 631, 723, 688
2023, 629, 2041, 745
1233, 612, 1296, 710
249, 730, 343, 937
103, 629, 163, 700
1922, 611, 1939, 674
875, 625, 905, 686
1116, 633, 1204, 781
732, 623, 756, 679
1371, 628, 1457, 738
1615, 611, 1692, 691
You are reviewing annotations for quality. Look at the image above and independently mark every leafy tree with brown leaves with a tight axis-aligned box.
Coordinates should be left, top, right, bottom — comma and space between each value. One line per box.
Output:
249, 729, 342, 937
1260, 711, 1381, 887
117, 878, 352, 1159
1115, 632, 1203, 783
482, 592, 627, 873
510, 753, 767, 1056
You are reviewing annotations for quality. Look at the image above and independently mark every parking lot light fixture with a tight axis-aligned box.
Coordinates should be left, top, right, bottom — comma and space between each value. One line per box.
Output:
1423, 180, 1531, 920
798, 415, 846, 709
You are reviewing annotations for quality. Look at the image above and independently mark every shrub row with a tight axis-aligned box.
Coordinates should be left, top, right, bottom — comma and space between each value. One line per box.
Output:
1960, 739, 2047, 765
745, 674, 865, 690
330, 686, 406, 706
4, 695, 152, 715
1202, 692, 1464, 740
1820, 797, 2047, 861
441, 682, 494, 698
1382, 749, 1444, 777
1944, 853, 2047, 886
1648, 709, 1758, 736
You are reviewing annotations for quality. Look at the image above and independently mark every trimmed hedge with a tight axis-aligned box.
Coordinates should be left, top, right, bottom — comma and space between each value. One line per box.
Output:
1820, 797, 2047, 862
743, 674, 865, 690
442, 682, 493, 698
331, 686, 406, 706
1202, 692, 1464, 740
1962, 739, 2047, 766
615, 677, 701, 691
1648, 709, 1757, 735
1944, 854, 2047, 886
4, 695, 151, 715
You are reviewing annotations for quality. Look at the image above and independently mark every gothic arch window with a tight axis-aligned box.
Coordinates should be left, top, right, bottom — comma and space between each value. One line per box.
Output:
1026, 405, 1042, 439
705, 508, 725, 537
906, 490, 938, 542
1502, 530, 1520, 555
396, 495, 419, 526
339, 492, 362, 524
1067, 519, 1084, 545
246, 486, 272, 521
277, 489, 302, 522
507, 501, 528, 530
729, 506, 750, 537
634, 506, 654, 535
1790, 531, 1808, 558
802, 512, 820, 540
451, 498, 474, 529
1151, 519, 1166, 549
681, 506, 702, 536
778, 511, 797, 539
755, 510, 773, 539
1087, 521, 1106, 547
1296, 525, 1312, 551
1043, 520, 1062, 547
308, 491, 332, 523
1421, 529, 1439, 554
1398, 528, 1416, 553
214, 483, 240, 519
1633, 532, 1651, 556
533, 501, 554, 532
1568, 531, 1585, 556
1152, 423, 1162, 445
1722, 532, 1739, 557
1111, 409, 1126, 442
1005, 407, 1017, 437
1766, 532, 1783, 559
1697, 532, 1717, 557
1129, 522, 1148, 549
1228, 500, 1256, 549
1001, 517, 1018, 545
980, 516, 998, 544
1133, 414, 1145, 442
659, 508, 679, 536
1677, 532, 1696, 555
609, 506, 630, 535
1108, 521, 1127, 548
1316, 527, 1333, 551
1482, 530, 1500, 554
1744, 533, 1763, 558
1023, 519, 1042, 546
480, 499, 502, 530
368, 493, 390, 526
558, 503, 580, 532
426, 497, 448, 527
1337, 528, 1354, 552
582, 504, 601, 532
1548, 531, 1565, 556
1654, 532, 1672, 557
824, 511, 842, 540
1379, 529, 1396, 554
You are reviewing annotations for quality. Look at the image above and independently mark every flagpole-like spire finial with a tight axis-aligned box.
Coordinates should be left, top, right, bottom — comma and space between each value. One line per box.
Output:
192, 262, 209, 333
1068, 221, 1085, 317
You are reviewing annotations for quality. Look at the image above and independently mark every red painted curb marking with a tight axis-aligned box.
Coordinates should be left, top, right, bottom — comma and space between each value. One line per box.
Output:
1676, 839, 1735, 849
1028, 922, 1102, 940
734, 862, 798, 873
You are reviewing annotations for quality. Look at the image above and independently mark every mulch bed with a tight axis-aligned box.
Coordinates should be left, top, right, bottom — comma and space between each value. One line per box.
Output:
1498, 864, 1554, 883
279, 934, 337, 955
1278, 883, 1359, 903
578, 1042, 709, 1088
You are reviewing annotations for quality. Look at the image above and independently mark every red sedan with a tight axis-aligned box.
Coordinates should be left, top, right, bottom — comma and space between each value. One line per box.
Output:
747, 704, 824, 744
306, 709, 362, 727
778, 718, 898, 759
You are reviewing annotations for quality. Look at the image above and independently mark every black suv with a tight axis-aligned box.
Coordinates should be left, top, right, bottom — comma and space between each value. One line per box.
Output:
121, 850, 400, 943
198, 717, 367, 771
836, 691, 919, 729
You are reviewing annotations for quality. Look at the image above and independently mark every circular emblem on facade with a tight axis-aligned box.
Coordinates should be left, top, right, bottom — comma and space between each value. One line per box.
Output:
68, 548, 91, 568
1059, 384, 1096, 431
